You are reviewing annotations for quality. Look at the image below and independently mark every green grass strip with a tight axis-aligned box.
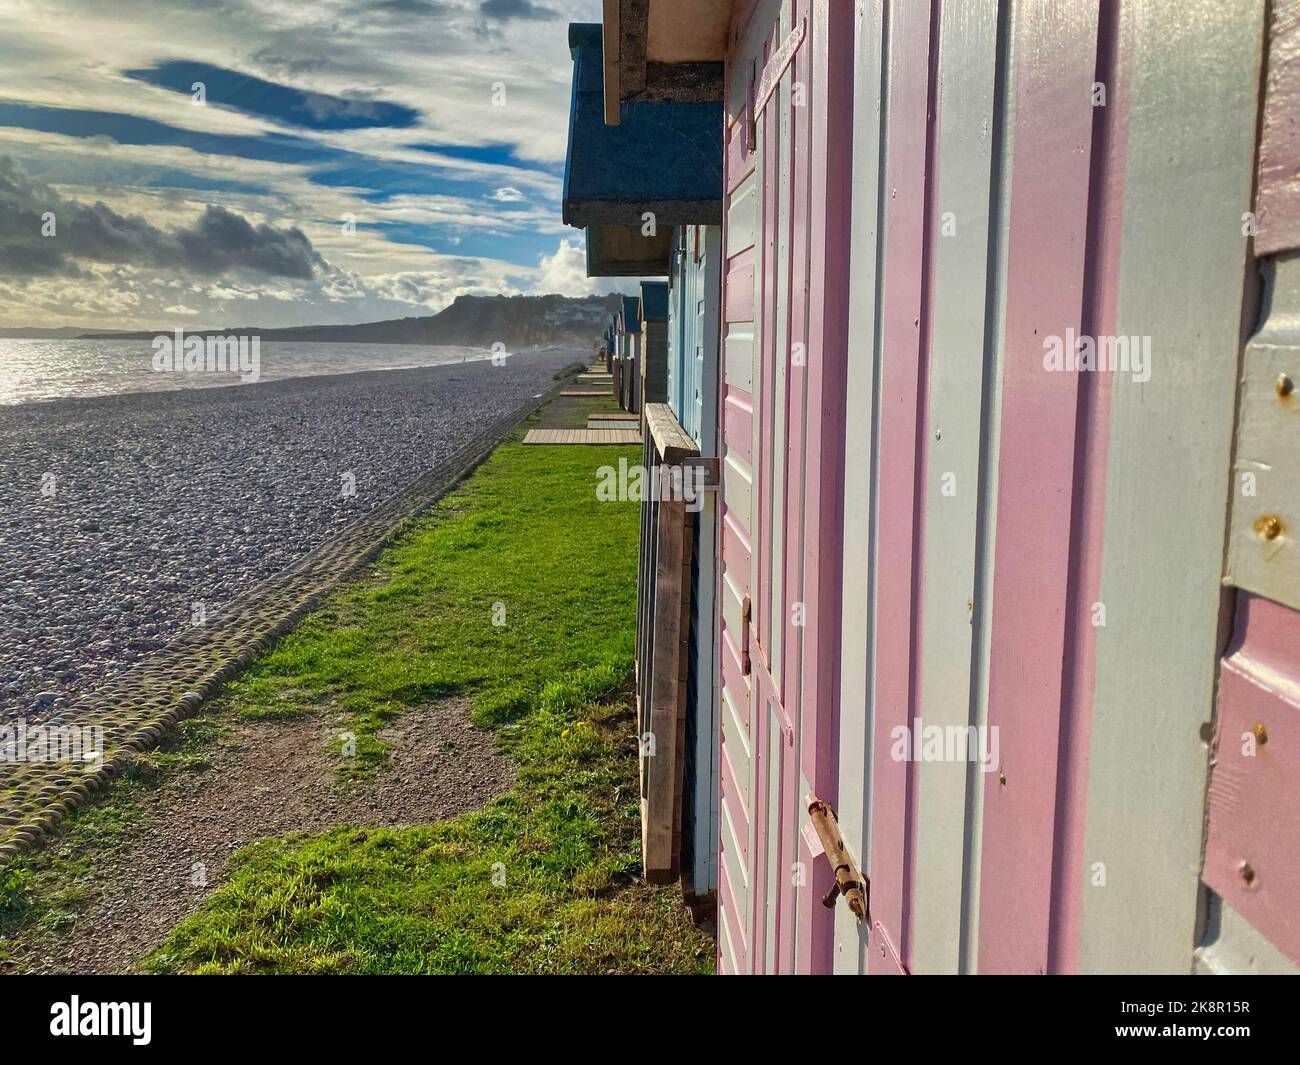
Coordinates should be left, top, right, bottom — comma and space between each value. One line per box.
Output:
142, 429, 712, 974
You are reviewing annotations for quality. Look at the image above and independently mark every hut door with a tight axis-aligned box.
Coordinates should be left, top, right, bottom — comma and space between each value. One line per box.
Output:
717, 0, 851, 974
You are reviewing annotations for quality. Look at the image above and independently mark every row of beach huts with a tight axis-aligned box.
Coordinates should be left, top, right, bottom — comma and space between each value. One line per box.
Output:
563, 1, 1300, 974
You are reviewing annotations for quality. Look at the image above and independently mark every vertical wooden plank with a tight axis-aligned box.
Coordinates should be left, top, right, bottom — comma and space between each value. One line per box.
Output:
975, 0, 1098, 975
1044, 0, 1131, 974
767, 2, 792, 693
833, 0, 885, 977
955, 0, 1019, 974
697, 224, 724, 896
1078, 0, 1265, 973
776, 0, 807, 973
644, 485, 687, 883
753, 12, 782, 973
865, 0, 935, 976
793, 0, 853, 975
909, 0, 999, 976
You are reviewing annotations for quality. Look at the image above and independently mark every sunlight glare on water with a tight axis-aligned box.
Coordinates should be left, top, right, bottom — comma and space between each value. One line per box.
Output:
0, 337, 498, 405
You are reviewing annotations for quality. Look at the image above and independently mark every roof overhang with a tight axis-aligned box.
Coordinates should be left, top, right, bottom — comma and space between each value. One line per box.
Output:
585, 223, 671, 277
564, 21, 722, 275
602, 0, 734, 119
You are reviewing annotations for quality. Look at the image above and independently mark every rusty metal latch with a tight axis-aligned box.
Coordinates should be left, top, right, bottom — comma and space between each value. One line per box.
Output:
807, 796, 868, 922
741, 594, 752, 675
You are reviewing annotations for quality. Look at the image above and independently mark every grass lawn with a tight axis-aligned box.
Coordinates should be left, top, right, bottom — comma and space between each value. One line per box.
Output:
139, 415, 713, 974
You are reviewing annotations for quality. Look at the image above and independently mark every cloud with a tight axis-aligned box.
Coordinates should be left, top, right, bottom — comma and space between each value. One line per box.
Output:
480, 0, 560, 21
0, 0, 608, 327
176, 203, 326, 279
364, 0, 454, 14
0, 156, 328, 280
532, 237, 642, 298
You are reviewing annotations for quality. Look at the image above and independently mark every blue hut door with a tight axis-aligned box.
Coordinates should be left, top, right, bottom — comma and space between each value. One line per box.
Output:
691, 226, 708, 442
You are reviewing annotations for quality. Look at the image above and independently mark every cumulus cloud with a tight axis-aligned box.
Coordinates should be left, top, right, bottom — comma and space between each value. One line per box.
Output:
533, 237, 642, 297
0, 157, 328, 280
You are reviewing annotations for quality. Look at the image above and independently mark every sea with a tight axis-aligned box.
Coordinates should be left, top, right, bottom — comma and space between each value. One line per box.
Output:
0, 337, 500, 406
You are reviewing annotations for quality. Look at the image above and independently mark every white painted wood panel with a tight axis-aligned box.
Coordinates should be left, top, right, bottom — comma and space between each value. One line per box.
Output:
727, 172, 759, 253
1224, 256, 1300, 612
833, 0, 885, 977
725, 328, 755, 391
910, 0, 1000, 976
1078, 0, 1265, 974
723, 451, 754, 532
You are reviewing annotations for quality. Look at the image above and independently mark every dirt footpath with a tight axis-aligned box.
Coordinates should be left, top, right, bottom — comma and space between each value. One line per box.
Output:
6, 698, 513, 974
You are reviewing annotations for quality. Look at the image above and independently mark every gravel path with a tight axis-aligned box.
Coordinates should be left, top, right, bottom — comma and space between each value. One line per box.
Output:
6, 697, 514, 974
0, 350, 579, 723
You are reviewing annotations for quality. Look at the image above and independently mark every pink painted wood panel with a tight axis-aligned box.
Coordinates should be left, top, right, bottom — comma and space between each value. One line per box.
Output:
780, 1, 810, 725
720, 741, 751, 862
1205, 593, 1300, 965
1046, 0, 1131, 974
726, 105, 758, 194
1255, 0, 1300, 255
749, 662, 774, 971
774, 675, 798, 972
720, 627, 748, 726
792, 0, 852, 973
796, 0, 851, 799
721, 511, 752, 587
717, 18, 766, 967
723, 393, 753, 463
865, 0, 934, 977
777, 1, 811, 973
756, 28, 779, 662
977, 1, 1099, 975
795, 822, 836, 973
718, 860, 749, 971
747, 20, 780, 975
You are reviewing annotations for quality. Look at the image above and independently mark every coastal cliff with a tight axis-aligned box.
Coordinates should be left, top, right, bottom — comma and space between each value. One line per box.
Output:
79, 293, 624, 349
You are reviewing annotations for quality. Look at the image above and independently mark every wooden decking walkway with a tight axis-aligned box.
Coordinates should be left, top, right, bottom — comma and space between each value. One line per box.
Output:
522, 428, 642, 445
559, 389, 609, 398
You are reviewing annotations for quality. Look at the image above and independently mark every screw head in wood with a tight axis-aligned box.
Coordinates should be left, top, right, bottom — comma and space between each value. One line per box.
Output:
1253, 722, 1268, 746
1254, 514, 1284, 541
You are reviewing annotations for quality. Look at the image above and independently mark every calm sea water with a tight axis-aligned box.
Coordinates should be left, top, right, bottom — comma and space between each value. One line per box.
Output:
0, 337, 499, 405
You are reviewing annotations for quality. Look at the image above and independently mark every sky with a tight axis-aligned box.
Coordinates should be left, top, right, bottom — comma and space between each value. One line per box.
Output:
0, 0, 632, 330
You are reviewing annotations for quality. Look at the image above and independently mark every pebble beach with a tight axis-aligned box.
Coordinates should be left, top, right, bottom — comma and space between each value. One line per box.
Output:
0, 349, 581, 723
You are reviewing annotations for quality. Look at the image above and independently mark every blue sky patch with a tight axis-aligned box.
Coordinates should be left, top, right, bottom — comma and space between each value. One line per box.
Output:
125, 61, 421, 131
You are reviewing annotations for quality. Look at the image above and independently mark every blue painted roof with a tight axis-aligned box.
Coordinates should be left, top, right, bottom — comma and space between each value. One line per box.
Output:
640, 281, 669, 321
621, 294, 642, 333
563, 23, 722, 229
